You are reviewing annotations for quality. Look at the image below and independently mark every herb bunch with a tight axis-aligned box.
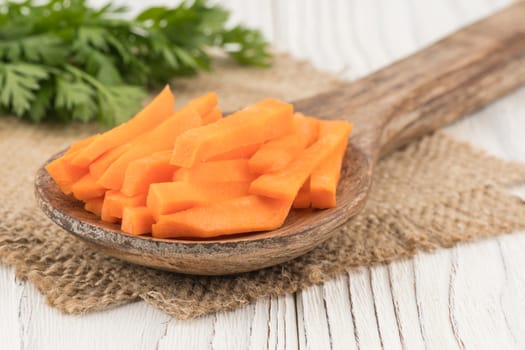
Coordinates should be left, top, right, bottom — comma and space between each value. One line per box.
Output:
0, 0, 271, 126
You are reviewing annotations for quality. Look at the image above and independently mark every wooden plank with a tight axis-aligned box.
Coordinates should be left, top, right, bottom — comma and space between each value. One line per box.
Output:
296, 285, 332, 349
387, 262, 426, 349
347, 268, 383, 349
449, 241, 515, 349
323, 275, 359, 350
212, 306, 255, 350
0, 267, 22, 350
157, 315, 215, 350
368, 266, 404, 350
21, 283, 170, 350
496, 232, 525, 349
412, 251, 462, 350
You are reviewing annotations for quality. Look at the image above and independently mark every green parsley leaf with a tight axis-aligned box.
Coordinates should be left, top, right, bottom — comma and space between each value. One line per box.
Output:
0, 0, 272, 126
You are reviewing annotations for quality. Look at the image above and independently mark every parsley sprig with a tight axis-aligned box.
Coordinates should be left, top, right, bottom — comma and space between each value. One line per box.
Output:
0, 0, 271, 126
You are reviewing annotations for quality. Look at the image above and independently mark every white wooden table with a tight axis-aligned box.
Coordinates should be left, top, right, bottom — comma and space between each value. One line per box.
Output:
3, 0, 525, 349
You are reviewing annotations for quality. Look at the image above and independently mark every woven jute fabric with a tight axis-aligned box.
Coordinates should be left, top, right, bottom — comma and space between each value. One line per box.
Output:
1, 55, 525, 319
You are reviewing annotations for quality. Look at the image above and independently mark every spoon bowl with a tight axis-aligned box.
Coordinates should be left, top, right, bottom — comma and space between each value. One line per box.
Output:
35, 141, 371, 275
35, 3, 525, 274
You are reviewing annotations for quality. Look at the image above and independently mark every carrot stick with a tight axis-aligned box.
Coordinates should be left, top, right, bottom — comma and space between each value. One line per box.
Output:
172, 159, 256, 183
121, 151, 178, 197
71, 173, 106, 200
248, 114, 319, 174
45, 157, 88, 194
101, 203, 119, 223
63, 134, 100, 159
292, 180, 311, 209
48, 134, 100, 194
101, 190, 147, 219
97, 106, 201, 190
187, 92, 218, 117
147, 181, 250, 218
70, 85, 175, 167
152, 195, 291, 238
121, 206, 155, 235
201, 108, 222, 125
209, 144, 260, 161
84, 196, 104, 217
89, 144, 131, 179
249, 120, 352, 201
310, 134, 349, 209
171, 98, 294, 168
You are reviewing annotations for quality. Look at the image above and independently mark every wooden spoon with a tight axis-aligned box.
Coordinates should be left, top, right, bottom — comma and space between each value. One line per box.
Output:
35, 3, 525, 275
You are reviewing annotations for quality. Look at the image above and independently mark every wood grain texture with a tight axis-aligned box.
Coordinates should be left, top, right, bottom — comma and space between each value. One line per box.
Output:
34, 2, 525, 275
4, 0, 525, 348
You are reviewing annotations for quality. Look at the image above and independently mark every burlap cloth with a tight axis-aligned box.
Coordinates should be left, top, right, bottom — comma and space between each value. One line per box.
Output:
1, 55, 525, 320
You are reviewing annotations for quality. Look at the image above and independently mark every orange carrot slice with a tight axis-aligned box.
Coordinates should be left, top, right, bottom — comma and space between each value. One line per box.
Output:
121, 151, 178, 197
310, 133, 349, 209
152, 195, 291, 238
89, 144, 131, 179
249, 114, 319, 174
201, 108, 222, 125
101, 203, 119, 223
171, 99, 294, 168
147, 181, 250, 218
187, 92, 218, 117
121, 206, 155, 235
63, 134, 100, 159
84, 196, 104, 217
71, 173, 106, 200
45, 157, 88, 194
101, 190, 147, 219
70, 85, 175, 167
209, 144, 261, 161
249, 120, 352, 201
172, 159, 256, 183
292, 180, 311, 209
97, 106, 201, 190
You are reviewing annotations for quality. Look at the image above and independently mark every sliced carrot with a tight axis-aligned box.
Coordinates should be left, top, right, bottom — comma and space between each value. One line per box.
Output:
89, 144, 131, 179
63, 134, 100, 159
292, 180, 311, 209
121, 151, 178, 197
249, 120, 352, 201
84, 196, 104, 217
101, 203, 119, 223
101, 190, 147, 219
249, 114, 320, 174
209, 144, 260, 161
171, 99, 294, 168
97, 106, 201, 190
70, 85, 175, 167
45, 92, 355, 239
187, 92, 218, 117
310, 134, 349, 209
201, 108, 222, 125
173, 159, 256, 183
152, 195, 291, 238
71, 173, 106, 200
147, 181, 250, 218
45, 157, 88, 194
121, 206, 155, 235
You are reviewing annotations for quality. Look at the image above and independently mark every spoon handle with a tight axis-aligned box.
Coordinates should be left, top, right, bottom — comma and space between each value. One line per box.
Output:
375, 1, 525, 156
300, 2, 525, 158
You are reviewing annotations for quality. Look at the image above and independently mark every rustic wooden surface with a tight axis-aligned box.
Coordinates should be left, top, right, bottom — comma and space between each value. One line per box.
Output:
3, 0, 525, 348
